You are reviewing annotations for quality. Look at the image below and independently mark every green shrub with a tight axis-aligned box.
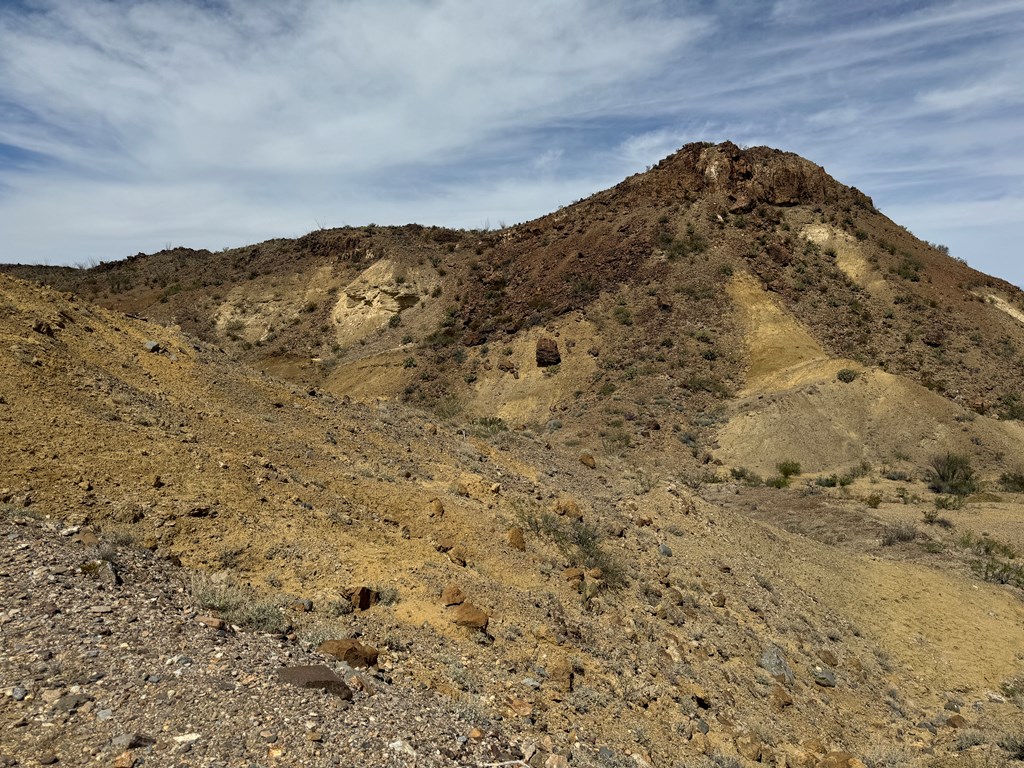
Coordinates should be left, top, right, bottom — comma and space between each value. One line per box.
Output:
613, 306, 633, 326
836, 368, 858, 383
865, 493, 883, 509
934, 495, 964, 511
776, 461, 801, 478
815, 475, 839, 488
927, 453, 978, 495
473, 416, 508, 436
730, 467, 762, 486
766, 475, 790, 489
514, 504, 624, 589
998, 471, 1024, 493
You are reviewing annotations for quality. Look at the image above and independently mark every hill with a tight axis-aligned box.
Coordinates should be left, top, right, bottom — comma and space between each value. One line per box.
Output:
3, 142, 1024, 766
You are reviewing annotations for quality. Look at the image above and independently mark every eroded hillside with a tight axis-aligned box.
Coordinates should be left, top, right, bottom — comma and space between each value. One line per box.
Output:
4, 143, 1024, 766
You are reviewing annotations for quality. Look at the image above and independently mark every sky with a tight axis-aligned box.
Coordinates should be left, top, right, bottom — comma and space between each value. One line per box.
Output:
1, 0, 1022, 288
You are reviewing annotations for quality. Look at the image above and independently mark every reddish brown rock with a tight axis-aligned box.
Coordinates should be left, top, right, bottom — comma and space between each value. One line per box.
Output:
816, 752, 857, 768
452, 601, 489, 630
196, 615, 226, 630
817, 648, 838, 667
348, 586, 379, 611
536, 337, 561, 367
441, 584, 466, 606
579, 453, 596, 469
318, 638, 379, 668
507, 527, 526, 551
771, 684, 794, 710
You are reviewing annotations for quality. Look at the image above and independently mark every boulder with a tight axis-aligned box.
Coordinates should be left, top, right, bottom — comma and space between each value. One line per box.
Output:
348, 586, 379, 611
760, 646, 795, 686
278, 665, 353, 699
810, 664, 836, 688
507, 527, 526, 551
536, 337, 561, 367
441, 584, 466, 606
735, 730, 762, 761
318, 638, 379, 668
452, 601, 489, 630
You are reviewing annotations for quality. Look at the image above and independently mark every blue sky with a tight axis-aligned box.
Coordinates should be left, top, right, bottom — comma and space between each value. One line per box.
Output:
1, 1, 1022, 288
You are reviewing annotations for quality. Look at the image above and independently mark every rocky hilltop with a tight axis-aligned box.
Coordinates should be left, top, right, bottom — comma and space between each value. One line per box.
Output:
3, 143, 1024, 767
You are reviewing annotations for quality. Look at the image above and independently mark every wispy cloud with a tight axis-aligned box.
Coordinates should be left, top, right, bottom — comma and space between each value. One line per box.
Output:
0, 0, 1022, 287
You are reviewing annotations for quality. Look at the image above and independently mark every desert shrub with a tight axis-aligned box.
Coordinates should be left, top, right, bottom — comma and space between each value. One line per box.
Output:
998, 472, 1024, 493
959, 530, 1017, 559
326, 598, 353, 616
189, 574, 286, 633
865, 493, 883, 509
922, 508, 953, 528
934, 494, 965, 511
997, 392, 1024, 421
972, 558, 1024, 588
836, 368, 858, 383
766, 475, 790, 489
730, 467, 762, 486
883, 469, 912, 482
434, 394, 463, 421
955, 730, 985, 751
881, 523, 918, 546
927, 453, 978, 495
815, 474, 839, 487
373, 586, 400, 605
1001, 734, 1024, 760
613, 305, 633, 326
514, 504, 624, 589
472, 416, 508, 436
776, 461, 801, 478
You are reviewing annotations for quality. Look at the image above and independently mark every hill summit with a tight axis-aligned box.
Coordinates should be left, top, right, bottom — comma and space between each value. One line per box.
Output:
3, 143, 1024, 766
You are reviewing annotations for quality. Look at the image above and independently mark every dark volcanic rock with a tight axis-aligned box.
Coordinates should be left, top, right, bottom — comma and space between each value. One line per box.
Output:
535, 337, 561, 367
278, 665, 354, 700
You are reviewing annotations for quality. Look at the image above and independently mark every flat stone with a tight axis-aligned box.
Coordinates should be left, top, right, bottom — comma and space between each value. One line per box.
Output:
278, 665, 353, 700
53, 693, 92, 712
195, 615, 225, 630
111, 733, 156, 751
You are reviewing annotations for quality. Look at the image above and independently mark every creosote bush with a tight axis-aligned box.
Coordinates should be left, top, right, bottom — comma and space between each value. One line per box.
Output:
514, 504, 624, 589
927, 453, 978, 496
776, 461, 801, 478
